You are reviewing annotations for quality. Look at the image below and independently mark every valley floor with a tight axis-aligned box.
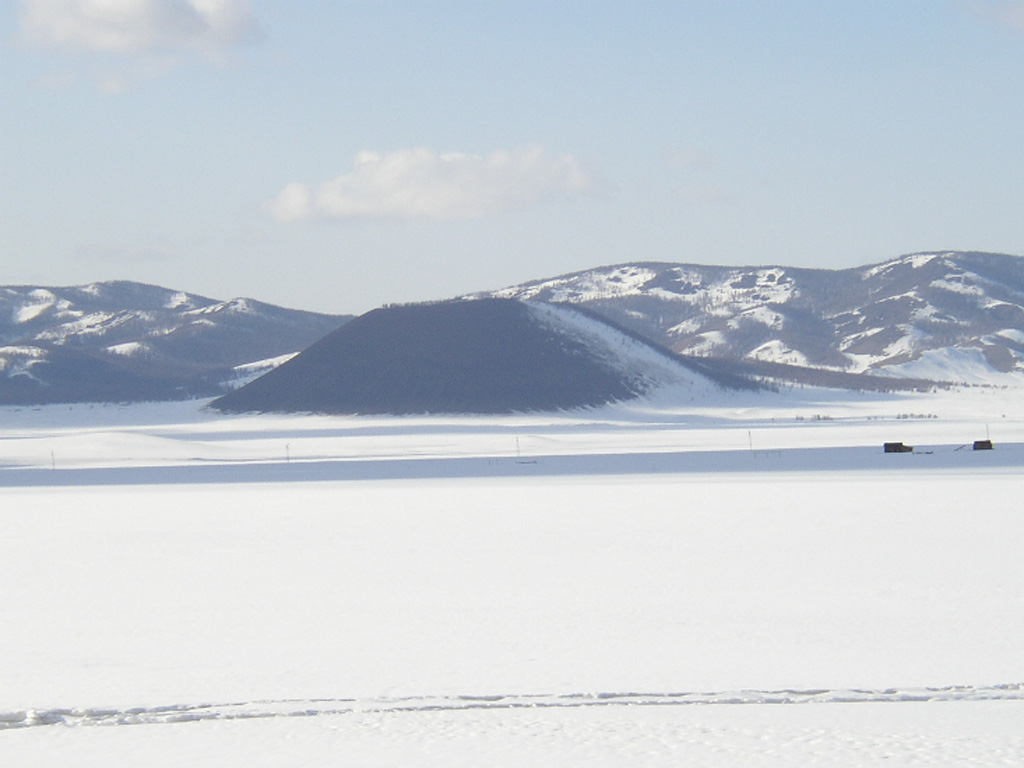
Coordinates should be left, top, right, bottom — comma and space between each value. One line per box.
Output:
2, 383, 1024, 765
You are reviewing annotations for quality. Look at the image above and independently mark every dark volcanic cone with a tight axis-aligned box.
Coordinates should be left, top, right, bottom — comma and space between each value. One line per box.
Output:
212, 298, 706, 415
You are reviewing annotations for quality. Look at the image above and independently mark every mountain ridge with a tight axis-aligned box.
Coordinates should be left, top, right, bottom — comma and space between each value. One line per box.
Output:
0, 280, 349, 404
474, 250, 1024, 386
6, 250, 1024, 407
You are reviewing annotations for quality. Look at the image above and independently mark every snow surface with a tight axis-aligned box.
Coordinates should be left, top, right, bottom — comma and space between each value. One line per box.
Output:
222, 352, 301, 390
862, 251, 945, 278
186, 298, 257, 317
879, 324, 924, 360
997, 328, 1024, 344
883, 346, 1024, 386
932, 277, 984, 296
748, 339, 808, 366
13, 292, 55, 324
164, 291, 192, 310
2, 384, 1024, 765
734, 304, 783, 329
0, 346, 47, 378
34, 311, 120, 342
105, 341, 148, 357
493, 266, 658, 303
910, 252, 943, 269
526, 301, 717, 396
0, 346, 45, 359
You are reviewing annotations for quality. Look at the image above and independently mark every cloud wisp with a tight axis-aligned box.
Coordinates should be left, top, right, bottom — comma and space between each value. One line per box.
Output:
269, 147, 593, 223
18, 0, 260, 54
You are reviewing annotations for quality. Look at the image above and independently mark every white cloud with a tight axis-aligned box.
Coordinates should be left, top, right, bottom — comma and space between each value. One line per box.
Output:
18, 0, 259, 54
269, 146, 593, 223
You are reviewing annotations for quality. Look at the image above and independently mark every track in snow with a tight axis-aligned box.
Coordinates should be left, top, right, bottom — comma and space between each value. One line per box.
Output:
4, 684, 1023, 730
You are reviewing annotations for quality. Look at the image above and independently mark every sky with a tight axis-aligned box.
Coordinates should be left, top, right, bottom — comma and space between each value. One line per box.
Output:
3, 1, 1024, 315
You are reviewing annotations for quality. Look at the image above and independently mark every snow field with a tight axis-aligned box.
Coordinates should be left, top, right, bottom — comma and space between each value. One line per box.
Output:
3, 471, 1023, 711
3, 701, 1022, 767
2, 385, 1024, 765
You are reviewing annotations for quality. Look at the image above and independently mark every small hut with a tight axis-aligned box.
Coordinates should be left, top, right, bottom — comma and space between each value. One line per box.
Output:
884, 442, 913, 453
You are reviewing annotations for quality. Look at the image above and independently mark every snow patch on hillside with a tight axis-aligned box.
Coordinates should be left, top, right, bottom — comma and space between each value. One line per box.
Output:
525, 302, 719, 396
667, 318, 702, 336
881, 346, 1024, 385
932, 278, 984, 297
862, 251, 944, 278
840, 327, 886, 350
223, 352, 300, 390
732, 305, 783, 329
910, 252, 944, 269
659, 269, 799, 316
686, 330, 727, 355
996, 328, 1024, 344
226, 298, 256, 315
0, 346, 47, 373
880, 325, 926, 361
106, 342, 148, 357
494, 266, 658, 302
13, 290, 57, 324
749, 340, 808, 366
186, 298, 257, 317
843, 353, 877, 374
35, 312, 121, 343
163, 291, 192, 310
0, 345, 45, 358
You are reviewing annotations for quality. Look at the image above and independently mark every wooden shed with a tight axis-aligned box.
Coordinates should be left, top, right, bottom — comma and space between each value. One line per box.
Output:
884, 442, 913, 453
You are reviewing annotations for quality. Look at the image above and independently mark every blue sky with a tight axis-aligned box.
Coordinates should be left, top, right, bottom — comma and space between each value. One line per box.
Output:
3, 1, 1024, 314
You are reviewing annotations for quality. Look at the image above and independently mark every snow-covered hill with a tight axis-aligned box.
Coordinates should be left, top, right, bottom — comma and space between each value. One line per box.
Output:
9, 251, 1024, 406
0, 281, 347, 404
477, 251, 1024, 386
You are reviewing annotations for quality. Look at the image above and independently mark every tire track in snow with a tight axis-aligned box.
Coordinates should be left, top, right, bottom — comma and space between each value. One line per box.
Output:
3, 684, 1023, 729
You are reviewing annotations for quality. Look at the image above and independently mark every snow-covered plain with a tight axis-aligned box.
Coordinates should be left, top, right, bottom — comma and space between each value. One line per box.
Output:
2, 383, 1024, 765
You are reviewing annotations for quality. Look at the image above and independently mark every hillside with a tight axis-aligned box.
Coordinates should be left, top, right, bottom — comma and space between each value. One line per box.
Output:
8, 250, 1024, 407
477, 251, 1024, 386
0, 281, 348, 404
212, 298, 746, 415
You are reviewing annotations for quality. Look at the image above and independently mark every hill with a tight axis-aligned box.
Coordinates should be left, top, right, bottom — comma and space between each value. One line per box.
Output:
0, 281, 348, 404
476, 251, 1024, 386
9, 250, 1024, 406
211, 298, 746, 415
